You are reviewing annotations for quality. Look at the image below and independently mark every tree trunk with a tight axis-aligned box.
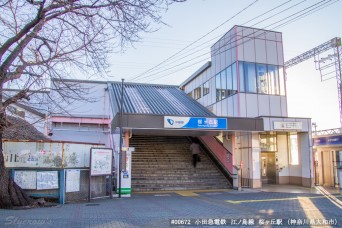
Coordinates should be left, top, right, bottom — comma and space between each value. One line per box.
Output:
0, 133, 33, 208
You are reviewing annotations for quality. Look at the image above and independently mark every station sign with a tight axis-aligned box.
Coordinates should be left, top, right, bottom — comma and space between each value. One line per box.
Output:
164, 116, 227, 130
273, 121, 302, 130
314, 135, 342, 146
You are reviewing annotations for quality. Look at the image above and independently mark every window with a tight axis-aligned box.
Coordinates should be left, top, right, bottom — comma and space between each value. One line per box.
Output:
216, 70, 229, 102
260, 133, 277, 152
221, 61, 285, 96
216, 73, 222, 101
194, 86, 201, 100
226, 66, 232, 96
244, 62, 257, 93
215, 63, 243, 102
221, 70, 228, 99
279, 67, 286, 95
232, 63, 237, 95
239, 62, 245, 92
289, 134, 299, 165
203, 81, 209, 96
257, 64, 267, 94
267, 65, 279, 95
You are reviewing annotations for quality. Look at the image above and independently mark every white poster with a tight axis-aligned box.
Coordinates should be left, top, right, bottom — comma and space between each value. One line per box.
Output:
66, 169, 80, 193
90, 148, 112, 176
36, 171, 59, 190
14, 171, 37, 189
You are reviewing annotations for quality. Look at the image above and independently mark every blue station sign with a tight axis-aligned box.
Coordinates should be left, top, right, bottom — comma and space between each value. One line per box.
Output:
164, 116, 227, 130
314, 135, 342, 146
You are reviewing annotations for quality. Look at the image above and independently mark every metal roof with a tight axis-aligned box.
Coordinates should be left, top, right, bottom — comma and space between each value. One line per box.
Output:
108, 82, 215, 117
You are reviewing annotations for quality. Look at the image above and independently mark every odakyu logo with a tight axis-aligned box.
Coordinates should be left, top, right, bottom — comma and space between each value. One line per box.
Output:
167, 118, 174, 125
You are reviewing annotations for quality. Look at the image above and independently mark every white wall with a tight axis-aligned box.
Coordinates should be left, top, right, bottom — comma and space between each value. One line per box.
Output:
277, 134, 290, 178
49, 81, 111, 145
299, 132, 314, 184
183, 25, 287, 119
49, 81, 110, 118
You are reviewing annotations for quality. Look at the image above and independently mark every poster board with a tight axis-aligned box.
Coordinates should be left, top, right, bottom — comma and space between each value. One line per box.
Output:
66, 169, 80, 193
90, 148, 113, 176
14, 171, 37, 189
36, 171, 59, 190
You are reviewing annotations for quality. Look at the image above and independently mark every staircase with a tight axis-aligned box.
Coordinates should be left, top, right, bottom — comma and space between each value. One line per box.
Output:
130, 135, 231, 192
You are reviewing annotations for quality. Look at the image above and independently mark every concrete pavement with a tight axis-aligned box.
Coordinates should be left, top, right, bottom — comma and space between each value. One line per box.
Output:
0, 185, 341, 227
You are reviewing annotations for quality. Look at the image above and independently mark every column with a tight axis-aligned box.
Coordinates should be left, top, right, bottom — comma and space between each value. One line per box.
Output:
250, 132, 261, 188
299, 132, 313, 187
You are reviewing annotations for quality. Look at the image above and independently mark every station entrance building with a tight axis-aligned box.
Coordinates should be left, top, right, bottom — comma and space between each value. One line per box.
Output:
180, 25, 313, 188
47, 25, 314, 192
108, 82, 263, 192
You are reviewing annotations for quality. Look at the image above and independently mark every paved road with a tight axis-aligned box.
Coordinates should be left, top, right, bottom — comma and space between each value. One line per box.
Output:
0, 188, 341, 227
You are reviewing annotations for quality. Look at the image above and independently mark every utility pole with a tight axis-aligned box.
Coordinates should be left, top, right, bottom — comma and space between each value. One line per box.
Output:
118, 78, 125, 198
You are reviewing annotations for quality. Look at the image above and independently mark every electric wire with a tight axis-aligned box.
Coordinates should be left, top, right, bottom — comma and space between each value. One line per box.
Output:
130, 0, 298, 82
128, 0, 296, 82
133, 0, 338, 83
128, 0, 260, 81
129, 0, 301, 82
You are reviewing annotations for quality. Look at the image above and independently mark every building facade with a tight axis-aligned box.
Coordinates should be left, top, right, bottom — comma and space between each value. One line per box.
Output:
313, 129, 342, 188
180, 25, 313, 188
47, 80, 111, 146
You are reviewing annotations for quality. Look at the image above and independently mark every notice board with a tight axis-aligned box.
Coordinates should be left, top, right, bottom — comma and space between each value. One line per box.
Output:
36, 171, 59, 190
90, 148, 113, 176
66, 169, 80, 193
14, 171, 37, 189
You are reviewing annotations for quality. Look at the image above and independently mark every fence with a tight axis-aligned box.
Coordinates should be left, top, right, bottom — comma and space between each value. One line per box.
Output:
10, 168, 111, 204
4, 141, 109, 204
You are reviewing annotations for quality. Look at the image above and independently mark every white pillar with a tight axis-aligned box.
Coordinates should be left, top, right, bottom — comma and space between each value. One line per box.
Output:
299, 132, 313, 187
250, 133, 261, 188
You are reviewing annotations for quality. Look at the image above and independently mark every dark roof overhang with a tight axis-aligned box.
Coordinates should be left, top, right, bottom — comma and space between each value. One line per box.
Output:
111, 113, 264, 136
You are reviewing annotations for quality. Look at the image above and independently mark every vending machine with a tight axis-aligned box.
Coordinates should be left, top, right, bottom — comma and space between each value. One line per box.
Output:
112, 132, 134, 197
116, 147, 134, 197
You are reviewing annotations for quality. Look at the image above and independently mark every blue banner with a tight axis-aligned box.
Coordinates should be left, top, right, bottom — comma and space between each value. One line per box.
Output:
164, 116, 227, 130
314, 135, 342, 146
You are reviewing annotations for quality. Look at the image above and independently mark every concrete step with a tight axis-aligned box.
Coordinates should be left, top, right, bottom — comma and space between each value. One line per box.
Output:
132, 183, 230, 192
130, 135, 231, 192
132, 175, 227, 181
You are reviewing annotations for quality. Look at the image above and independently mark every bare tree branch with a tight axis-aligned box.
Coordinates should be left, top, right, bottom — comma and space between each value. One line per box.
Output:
0, 0, 186, 208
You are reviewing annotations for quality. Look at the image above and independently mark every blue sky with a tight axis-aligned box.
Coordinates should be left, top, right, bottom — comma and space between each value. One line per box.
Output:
106, 0, 342, 131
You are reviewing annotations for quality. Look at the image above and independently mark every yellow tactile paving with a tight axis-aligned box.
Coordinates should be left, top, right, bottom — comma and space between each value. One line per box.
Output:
226, 195, 342, 204
176, 191, 199, 196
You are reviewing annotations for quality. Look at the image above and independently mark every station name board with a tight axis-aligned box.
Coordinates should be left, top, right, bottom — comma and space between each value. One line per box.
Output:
273, 121, 302, 130
314, 135, 342, 146
164, 116, 227, 130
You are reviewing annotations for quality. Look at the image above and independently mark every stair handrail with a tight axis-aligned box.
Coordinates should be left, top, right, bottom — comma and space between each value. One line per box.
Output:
196, 136, 233, 186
